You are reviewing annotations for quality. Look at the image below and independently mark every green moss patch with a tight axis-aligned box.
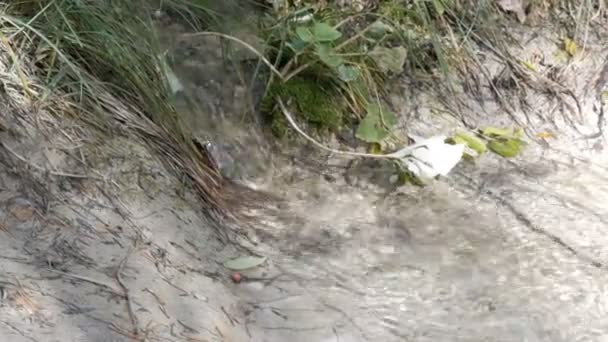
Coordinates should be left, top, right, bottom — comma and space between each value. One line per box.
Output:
261, 76, 345, 138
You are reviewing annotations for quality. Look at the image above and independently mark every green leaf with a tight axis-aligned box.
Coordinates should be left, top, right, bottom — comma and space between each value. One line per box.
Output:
488, 138, 525, 158
432, 0, 445, 15
481, 126, 525, 140
370, 46, 407, 74
316, 44, 343, 68
481, 126, 515, 137
563, 37, 578, 57
288, 37, 307, 52
453, 132, 487, 155
337, 65, 360, 82
367, 20, 393, 39
296, 26, 314, 42
355, 104, 397, 143
313, 22, 342, 42
223, 256, 267, 270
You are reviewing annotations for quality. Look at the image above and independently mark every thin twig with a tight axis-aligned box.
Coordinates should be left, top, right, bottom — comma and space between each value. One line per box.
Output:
277, 97, 391, 159
143, 288, 170, 319
115, 245, 140, 337
48, 269, 122, 295
1, 142, 101, 180
277, 97, 425, 161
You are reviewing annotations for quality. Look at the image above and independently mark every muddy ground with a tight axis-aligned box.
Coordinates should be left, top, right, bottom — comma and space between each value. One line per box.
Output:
1, 8, 608, 342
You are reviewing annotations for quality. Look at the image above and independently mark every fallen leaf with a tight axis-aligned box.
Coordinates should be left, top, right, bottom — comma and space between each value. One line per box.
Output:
452, 132, 487, 155
481, 126, 523, 138
393, 135, 465, 180
9, 205, 34, 221
563, 37, 578, 57
488, 138, 526, 158
223, 256, 267, 271
370, 46, 407, 74
481, 126, 512, 137
536, 131, 555, 139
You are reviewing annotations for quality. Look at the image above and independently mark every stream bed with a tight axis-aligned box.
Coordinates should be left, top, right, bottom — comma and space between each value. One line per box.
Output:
0, 5, 607, 342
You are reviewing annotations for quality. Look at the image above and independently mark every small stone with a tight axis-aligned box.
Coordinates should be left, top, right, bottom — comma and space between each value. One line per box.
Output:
323, 173, 336, 182
231, 273, 242, 283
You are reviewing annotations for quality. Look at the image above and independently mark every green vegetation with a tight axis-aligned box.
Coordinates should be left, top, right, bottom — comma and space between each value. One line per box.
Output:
262, 76, 345, 138
2, 0, 215, 124
450, 127, 527, 158
0, 0, 604, 202
0, 0, 244, 219
259, 12, 390, 140
258, 0, 601, 142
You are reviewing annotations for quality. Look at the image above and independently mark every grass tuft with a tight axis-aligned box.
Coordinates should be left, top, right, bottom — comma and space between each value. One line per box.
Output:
0, 0, 252, 223
256, 0, 605, 147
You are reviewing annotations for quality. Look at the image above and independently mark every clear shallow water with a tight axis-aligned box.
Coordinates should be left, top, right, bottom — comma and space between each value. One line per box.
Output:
158, 15, 608, 341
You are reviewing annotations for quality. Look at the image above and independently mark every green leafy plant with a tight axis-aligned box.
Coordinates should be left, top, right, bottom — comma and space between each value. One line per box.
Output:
449, 126, 527, 159
482, 126, 527, 158
452, 132, 487, 155
1, 0, 251, 221
355, 104, 397, 144
260, 12, 408, 145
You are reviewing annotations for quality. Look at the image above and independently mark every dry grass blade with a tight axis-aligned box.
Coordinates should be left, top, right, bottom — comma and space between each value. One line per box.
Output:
12, 281, 40, 315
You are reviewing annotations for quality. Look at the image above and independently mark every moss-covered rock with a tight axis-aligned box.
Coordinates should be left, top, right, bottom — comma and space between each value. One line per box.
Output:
261, 75, 345, 138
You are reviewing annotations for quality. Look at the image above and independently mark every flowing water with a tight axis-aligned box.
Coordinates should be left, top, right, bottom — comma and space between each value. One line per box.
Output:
0, 7, 607, 342
154, 12, 608, 342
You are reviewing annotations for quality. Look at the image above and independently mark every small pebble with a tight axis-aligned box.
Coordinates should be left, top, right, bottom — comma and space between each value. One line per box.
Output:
323, 173, 336, 182
231, 273, 242, 283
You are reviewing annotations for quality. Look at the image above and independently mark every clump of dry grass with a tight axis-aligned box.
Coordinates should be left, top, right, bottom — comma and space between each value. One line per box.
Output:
0, 0, 255, 223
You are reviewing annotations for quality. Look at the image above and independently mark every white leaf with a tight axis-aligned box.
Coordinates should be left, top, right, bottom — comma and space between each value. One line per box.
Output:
391, 135, 465, 179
